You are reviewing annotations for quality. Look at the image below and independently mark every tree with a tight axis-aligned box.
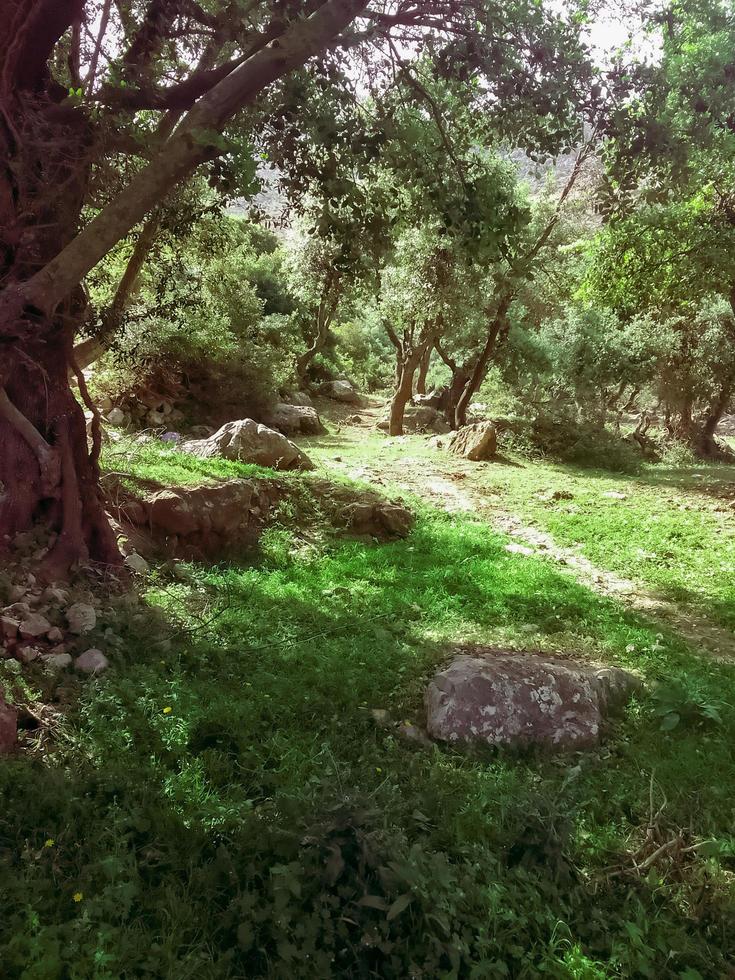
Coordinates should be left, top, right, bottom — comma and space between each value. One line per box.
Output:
0, 0, 591, 576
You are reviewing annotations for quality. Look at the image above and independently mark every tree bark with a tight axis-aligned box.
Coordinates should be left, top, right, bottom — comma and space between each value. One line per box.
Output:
453, 295, 511, 428
388, 349, 424, 436
0, 0, 370, 574
695, 377, 733, 458
415, 344, 432, 394
295, 275, 340, 384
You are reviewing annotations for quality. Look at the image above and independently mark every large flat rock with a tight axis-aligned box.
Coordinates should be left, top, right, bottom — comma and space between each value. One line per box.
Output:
426, 650, 639, 750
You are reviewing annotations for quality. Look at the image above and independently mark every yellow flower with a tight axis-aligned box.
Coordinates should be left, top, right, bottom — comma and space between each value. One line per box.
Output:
162, 706, 172, 715
376, 767, 382, 774
44, 839, 55, 848
73, 892, 83, 903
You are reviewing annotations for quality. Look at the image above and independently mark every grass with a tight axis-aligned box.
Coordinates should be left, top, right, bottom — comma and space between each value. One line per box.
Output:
1, 435, 735, 977
305, 423, 735, 633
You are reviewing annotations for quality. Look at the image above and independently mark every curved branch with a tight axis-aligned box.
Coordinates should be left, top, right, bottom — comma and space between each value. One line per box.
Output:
0, 388, 60, 494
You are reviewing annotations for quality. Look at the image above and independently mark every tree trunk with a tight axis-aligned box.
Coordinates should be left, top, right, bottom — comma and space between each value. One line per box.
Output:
415, 345, 432, 395
295, 278, 339, 385
695, 378, 733, 458
0, 0, 369, 575
454, 296, 510, 428
388, 356, 421, 436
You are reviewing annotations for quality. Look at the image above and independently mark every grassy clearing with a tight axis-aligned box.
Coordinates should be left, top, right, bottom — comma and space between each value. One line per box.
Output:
305, 424, 735, 633
2, 437, 735, 977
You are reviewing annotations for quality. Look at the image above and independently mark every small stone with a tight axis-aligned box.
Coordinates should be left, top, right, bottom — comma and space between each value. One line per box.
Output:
0, 616, 19, 640
42, 652, 72, 670
19, 613, 52, 638
602, 491, 627, 500
46, 626, 64, 643
66, 603, 96, 635
43, 587, 69, 605
124, 552, 149, 574
4, 602, 31, 619
17, 645, 41, 664
74, 649, 109, 675
107, 407, 125, 426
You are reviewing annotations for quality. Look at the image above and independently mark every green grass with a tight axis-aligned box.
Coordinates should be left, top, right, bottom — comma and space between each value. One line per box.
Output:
101, 436, 283, 487
305, 425, 735, 633
2, 439, 735, 977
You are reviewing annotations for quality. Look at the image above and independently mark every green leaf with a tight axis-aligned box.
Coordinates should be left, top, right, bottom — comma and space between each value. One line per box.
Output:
387, 893, 413, 921
357, 894, 389, 911
659, 712, 680, 731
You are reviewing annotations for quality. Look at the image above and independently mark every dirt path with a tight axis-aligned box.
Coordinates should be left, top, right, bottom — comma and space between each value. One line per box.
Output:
316, 413, 735, 660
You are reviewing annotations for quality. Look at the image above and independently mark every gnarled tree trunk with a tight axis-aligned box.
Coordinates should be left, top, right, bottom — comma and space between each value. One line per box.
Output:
0, 0, 370, 576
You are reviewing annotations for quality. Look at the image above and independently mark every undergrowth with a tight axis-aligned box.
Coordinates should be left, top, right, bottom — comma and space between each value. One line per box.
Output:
2, 493, 735, 977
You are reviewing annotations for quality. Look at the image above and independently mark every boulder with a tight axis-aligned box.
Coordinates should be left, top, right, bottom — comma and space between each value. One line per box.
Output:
111, 478, 275, 559
0, 695, 17, 754
413, 389, 447, 410
377, 406, 450, 434
66, 603, 96, 635
75, 649, 110, 675
447, 421, 497, 461
267, 403, 325, 437
425, 651, 639, 751
124, 552, 150, 574
340, 501, 414, 539
319, 380, 360, 404
180, 419, 313, 471
287, 391, 314, 407
18, 613, 52, 639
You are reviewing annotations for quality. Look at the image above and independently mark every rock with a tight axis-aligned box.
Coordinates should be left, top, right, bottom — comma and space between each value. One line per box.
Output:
43, 587, 69, 605
425, 651, 639, 751
602, 491, 627, 500
396, 722, 433, 748
539, 489, 574, 502
43, 652, 72, 670
1, 616, 19, 641
112, 478, 270, 558
0, 695, 17, 754
347, 414, 363, 424
319, 380, 360, 404
124, 552, 150, 574
267, 403, 326, 436
413, 389, 446, 409
447, 422, 497, 461
17, 645, 41, 664
75, 649, 109, 675
100, 396, 113, 413
340, 501, 414, 539
4, 602, 31, 619
377, 405, 450, 434
107, 407, 125, 426
148, 410, 166, 426
180, 419, 313, 471
46, 627, 64, 643
188, 425, 213, 439
160, 431, 182, 443
288, 391, 313, 407
66, 603, 96, 635
18, 613, 52, 639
